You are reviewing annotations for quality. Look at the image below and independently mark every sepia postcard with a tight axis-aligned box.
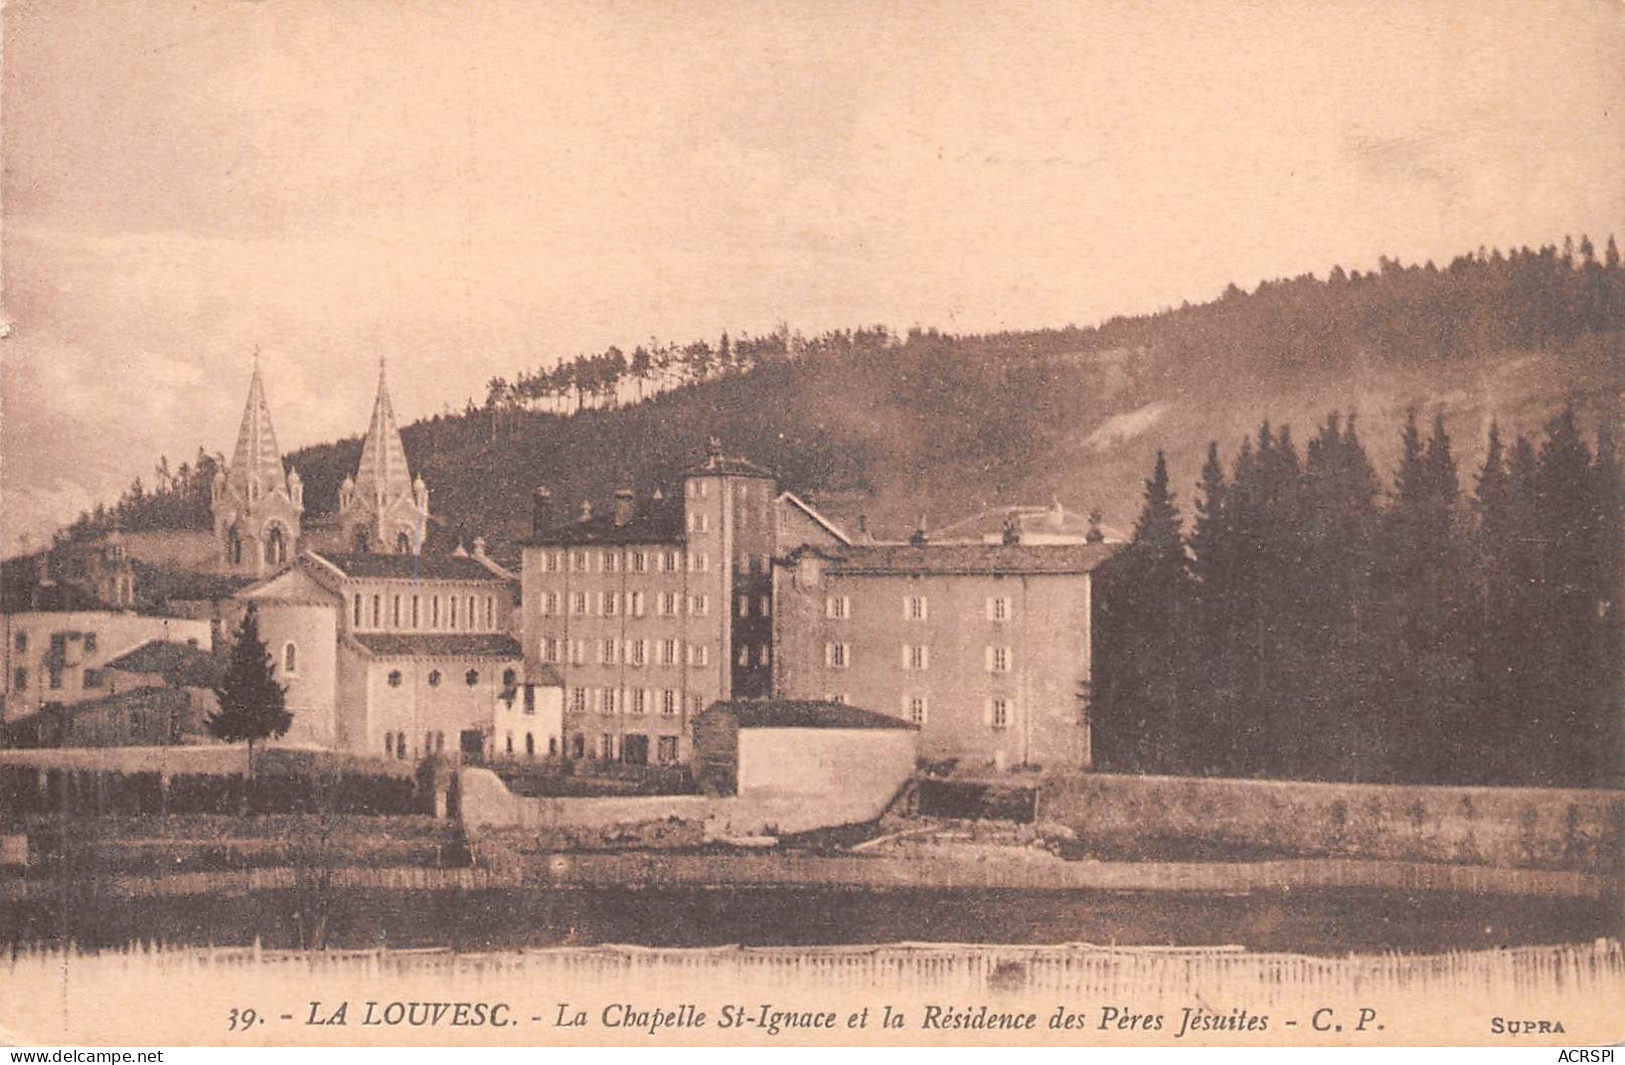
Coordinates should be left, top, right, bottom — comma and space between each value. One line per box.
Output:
0, 0, 1621, 1050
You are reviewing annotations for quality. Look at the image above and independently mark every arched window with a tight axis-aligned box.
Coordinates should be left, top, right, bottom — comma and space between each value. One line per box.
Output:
283, 642, 297, 674
505, 733, 514, 755
525, 733, 535, 758
427, 669, 442, 687
265, 525, 287, 565
353, 527, 370, 554
465, 669, 480, 686
396, 731, 407, 759
396, 531, 411, 554
385, 733, 394, 758
387, 669, 403, 688
502, 668, 517, 689
227, 526, 243, 566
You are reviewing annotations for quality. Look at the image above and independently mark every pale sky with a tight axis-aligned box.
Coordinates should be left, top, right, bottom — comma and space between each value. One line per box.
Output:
3, 0, 1622, 555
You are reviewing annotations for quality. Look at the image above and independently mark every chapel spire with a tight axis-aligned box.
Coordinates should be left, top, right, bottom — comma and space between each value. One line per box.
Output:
336, 356, 429, 554
212, 353, 302, 575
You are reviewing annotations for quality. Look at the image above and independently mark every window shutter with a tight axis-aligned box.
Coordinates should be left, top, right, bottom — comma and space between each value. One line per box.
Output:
983, 697, 993, 726
921, 646, 930, 670
985, 596, 994, 620
984, 645, 994, 672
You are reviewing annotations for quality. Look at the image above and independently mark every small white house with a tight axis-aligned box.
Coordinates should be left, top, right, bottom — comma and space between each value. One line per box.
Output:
490, 664, 565, 761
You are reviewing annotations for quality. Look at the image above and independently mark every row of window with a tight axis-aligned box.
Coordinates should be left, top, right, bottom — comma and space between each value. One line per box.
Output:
11, 631, 100, 656
352, 592, 498, 632
540, 590, 713, 618
561, 732, 681, 765
12, 665, 107, 692
566, 686, 690, 716
822, 694, 1012, 730
825, 643, 1014, 673
540, 637, 722, 668
825, 595, 1015, 622
384, 666, 518, 689
536, 548, 774, 576
541, 549, 712, 575
384, 730, 446, 760
503, 731, 556, 758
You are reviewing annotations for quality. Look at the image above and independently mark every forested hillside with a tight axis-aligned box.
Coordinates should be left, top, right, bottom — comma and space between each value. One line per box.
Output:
73, 237, 1624, 552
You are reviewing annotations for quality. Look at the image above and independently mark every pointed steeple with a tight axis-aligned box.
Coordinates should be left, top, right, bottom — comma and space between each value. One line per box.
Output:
214, 351, 301, 575
353, 355, 415, 507
226, 358, 288, 503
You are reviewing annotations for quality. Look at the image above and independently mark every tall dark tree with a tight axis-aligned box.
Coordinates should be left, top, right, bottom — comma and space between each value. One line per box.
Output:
209, 604, 292, 778
1091, 451, 1192, 772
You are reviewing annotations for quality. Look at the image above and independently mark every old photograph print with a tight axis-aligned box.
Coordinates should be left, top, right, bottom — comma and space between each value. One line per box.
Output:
0, 0, 1621, 1048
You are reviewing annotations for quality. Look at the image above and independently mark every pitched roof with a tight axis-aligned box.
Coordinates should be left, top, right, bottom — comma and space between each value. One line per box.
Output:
130, 561, 258, 604
699, 699, 915, 731
238, 564, 341, 604
349, 632, 524, 659
684, 451, 775, 479
351, 359, 416, 508
310, 551, 512, 583
525, 662, 565, 687
225, 364, 289, 502
930, 503, 1127, 544
822, 541, 1120, 577
778, 491, 852, 546
521, 496, 686, 547
103, 639, 222, 687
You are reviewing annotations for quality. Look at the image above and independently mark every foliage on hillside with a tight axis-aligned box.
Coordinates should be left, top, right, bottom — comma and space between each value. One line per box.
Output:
1093, 406, 1624, 788
68, 236, 1625, 551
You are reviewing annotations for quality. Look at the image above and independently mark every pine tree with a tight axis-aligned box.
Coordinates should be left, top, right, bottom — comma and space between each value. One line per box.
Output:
1470, 422, 1518, 781
209, 604, 292, 778
1591, 421, 1625, 786
1092, 452, 1192, 773
1188, 441, 1237, 773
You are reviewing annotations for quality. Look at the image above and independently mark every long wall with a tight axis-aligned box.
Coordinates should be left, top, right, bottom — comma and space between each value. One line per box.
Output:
1041, 773, 1625, 873
459, 766, 906, 838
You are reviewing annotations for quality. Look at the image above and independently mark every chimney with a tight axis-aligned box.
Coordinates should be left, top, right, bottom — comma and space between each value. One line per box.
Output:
1002, 512, 1022, 546
909, 515, 928, 548
613, 488, 635, 528
531, 486, 552, 537
472, 536, 488, 559
579, 500, 593, 523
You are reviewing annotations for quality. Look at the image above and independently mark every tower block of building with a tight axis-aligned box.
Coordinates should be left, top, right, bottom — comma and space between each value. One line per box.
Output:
336, 359, 429, 555
212, 362, 303, 576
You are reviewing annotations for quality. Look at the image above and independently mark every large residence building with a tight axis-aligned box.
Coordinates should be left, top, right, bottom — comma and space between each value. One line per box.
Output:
522, 442, 1114, 770
773, 541, 1111, 769
518, 446, 795, 766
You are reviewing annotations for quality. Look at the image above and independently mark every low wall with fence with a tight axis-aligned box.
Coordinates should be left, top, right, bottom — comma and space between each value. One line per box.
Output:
0, 746, 428, 819
1041, 772, 1625, 873
459, 767, 902, 841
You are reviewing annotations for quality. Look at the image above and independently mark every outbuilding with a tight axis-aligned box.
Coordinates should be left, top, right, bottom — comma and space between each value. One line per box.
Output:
691, 699, 918, 799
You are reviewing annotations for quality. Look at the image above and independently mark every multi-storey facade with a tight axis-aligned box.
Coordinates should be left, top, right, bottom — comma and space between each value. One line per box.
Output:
1, 609, 212, 722
773, 541, 1114, 770
519, 445, 783, 765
